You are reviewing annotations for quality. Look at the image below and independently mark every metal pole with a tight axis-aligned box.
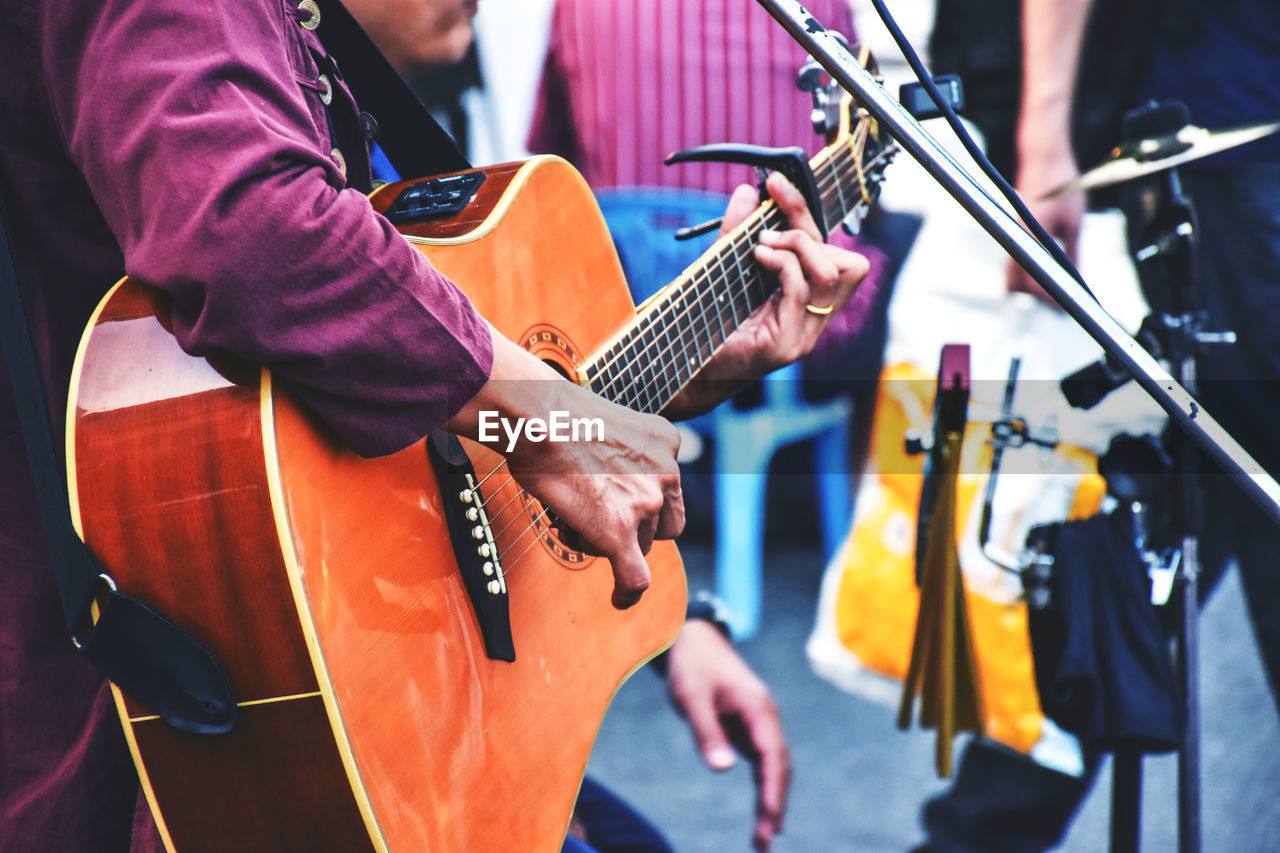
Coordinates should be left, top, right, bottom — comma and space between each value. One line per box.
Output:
753, 0, 1280, 525
1177, 537, 1202, 853
1110, 749, 1143, 853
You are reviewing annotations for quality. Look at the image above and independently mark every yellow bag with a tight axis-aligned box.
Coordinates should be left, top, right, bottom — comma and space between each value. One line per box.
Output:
808, 362, 1106, 754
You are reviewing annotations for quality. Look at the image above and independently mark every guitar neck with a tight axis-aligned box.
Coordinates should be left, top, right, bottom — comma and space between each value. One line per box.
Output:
580, 120, 881, 414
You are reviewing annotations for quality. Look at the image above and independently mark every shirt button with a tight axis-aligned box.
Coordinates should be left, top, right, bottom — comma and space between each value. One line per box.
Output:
297, 0, 321, 30
318, 74, 333, 105
331, 148, 347, 179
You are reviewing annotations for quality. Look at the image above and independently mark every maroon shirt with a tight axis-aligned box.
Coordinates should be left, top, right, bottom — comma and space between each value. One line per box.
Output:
528, 0, 859, 194
0, 0, 492, 848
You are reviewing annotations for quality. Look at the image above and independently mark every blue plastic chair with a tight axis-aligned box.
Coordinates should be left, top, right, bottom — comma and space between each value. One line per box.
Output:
595, 187, 854, 639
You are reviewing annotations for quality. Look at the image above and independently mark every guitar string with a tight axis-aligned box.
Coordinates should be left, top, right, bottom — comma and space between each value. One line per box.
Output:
498, 506, 556, 573
585, 121, 874, 388
587, 175, 878, 417
459, 455, 545, 567
466, 455, 633, 577
468, 457, 538, 542
629, 119, 883, 404
589, 212, 776, 407
466, 246, 807, 568
486, 486, 531, 539
468, 455, 577, 568
477, 136, 887, 559
591, 221, 769, 412
589, 115, 876, 397
471, 458, 509, 492
594, 228, 772, 413
588, 133, 887, 410
585, 124, 882, 399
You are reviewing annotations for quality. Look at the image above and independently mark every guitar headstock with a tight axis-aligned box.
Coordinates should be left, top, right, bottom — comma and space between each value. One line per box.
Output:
796, 43, 896, 233
797, 41, 874, 140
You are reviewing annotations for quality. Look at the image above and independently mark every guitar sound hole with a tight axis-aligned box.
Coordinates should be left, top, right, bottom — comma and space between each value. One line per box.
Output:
543, 360, 572, 380
519, 492, 593, 570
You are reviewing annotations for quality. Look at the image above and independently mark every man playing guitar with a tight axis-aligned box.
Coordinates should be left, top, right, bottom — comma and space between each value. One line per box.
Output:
0, 0, 867, 850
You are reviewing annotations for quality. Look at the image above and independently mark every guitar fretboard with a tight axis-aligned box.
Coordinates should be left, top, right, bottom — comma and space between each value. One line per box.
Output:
581, 119, 880, 414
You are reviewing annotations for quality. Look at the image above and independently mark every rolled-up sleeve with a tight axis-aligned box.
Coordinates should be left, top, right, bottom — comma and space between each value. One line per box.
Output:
42, 0, 492, 456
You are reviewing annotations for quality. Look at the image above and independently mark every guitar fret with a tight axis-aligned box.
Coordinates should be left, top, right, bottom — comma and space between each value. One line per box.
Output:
689, 283, 714, 370
703, 288, 724, 354
615, 335, 642, 409
636, 327, 659, 412
710, 273, 732, 349
827, 152, 847, 230
709, 247, 735, 329
657, 321, 682, 405
728, 243, 753, 328
651, 308, 680, 412
636, 325, 657, 410
676, 291, 701, 390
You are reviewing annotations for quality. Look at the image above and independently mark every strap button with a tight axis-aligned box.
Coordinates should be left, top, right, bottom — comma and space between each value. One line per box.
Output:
297, 0, 321, 30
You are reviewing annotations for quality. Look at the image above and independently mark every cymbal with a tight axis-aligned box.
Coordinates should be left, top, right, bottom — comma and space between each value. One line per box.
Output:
1047, 120, 1280, 196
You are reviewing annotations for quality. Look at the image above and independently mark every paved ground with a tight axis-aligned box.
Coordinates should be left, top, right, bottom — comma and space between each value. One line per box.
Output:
586, 532, 1280, 853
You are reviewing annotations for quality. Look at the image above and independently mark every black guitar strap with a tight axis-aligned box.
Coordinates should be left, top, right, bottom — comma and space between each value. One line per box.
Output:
313, 0, 471, 177
0, 190, 237, 735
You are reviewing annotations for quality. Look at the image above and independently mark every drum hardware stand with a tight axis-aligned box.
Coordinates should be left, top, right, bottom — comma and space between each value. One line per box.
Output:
1124, 156, 1233, 853
953, 137, 1227, 853
902, 354, 1061, 592
964, 126, 1233, 853
974, 356, 1062, 578
1059, 134, 1235, 851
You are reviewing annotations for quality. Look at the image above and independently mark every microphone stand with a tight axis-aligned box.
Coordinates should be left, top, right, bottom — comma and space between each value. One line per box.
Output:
754, 3, 1276, 852
753, 0, 1280, 530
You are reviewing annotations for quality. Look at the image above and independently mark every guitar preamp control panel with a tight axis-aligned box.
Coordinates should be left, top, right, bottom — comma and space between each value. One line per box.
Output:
384, 171, 486, 223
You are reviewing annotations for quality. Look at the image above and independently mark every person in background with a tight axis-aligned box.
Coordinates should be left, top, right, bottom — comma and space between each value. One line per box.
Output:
918, 0, 1280, 849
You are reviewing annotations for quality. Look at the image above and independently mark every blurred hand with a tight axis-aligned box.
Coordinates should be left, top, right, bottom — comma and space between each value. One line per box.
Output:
1006, 154, 1085, 309
665, 171, 869, 419
666, 619, 790, 852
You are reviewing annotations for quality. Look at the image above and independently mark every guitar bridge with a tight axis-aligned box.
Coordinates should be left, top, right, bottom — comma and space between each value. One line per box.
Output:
426, 432, 516, 662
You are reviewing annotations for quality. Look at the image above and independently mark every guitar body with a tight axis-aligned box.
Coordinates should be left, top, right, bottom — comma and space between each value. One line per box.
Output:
68, 156, 686, 852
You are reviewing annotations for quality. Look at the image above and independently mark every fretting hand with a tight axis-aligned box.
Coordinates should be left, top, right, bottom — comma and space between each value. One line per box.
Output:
665, 172, 870, 419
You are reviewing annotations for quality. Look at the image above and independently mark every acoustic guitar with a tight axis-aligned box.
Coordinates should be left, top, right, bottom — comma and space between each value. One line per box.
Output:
66, 80, 893, 852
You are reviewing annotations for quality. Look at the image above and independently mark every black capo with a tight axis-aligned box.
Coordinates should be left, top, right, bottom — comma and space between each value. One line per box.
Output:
663, 143, 828, 241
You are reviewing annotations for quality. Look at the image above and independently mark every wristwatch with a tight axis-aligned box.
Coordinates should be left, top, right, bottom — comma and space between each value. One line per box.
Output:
685, 590, 733, 641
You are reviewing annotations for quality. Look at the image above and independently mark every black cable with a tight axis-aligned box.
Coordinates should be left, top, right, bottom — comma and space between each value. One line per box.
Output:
868, 0, 1096, 299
